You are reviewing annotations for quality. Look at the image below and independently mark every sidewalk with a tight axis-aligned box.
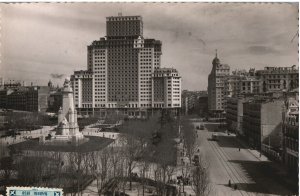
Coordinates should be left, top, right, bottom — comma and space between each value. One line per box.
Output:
235, 136, 268, 162
235, 136, 298, 192
176, 140, 196, 196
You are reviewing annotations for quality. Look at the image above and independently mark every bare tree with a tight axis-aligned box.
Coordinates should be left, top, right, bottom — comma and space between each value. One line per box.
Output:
180, 164, 190, 194
0, 141, 12, 181
88, 149, 111, 195
181, 119, 197, 164
139, 160, 150, 196
166, 165, 175, 183
191, 155, 211, 196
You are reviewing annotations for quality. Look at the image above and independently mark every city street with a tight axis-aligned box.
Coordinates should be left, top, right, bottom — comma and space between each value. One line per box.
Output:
194, 122, 293, 196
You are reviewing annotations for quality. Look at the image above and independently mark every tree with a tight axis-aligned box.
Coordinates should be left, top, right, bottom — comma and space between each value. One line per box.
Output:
119, 115, 161, 190
0, 141, 12, 181
180, 164, 190, 194
104, 110, 125, 125
181, 118, 197, 164
139, 160, 150, 196
88, 149, 111, 196
191, 155, 211, 196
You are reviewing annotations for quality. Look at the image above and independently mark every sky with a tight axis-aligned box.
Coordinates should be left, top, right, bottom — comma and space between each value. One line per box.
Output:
1, 3, 298, 90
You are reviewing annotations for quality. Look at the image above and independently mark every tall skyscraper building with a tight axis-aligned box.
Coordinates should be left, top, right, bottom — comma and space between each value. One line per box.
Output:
71, 15, 181, 116
207, 51, 230, 114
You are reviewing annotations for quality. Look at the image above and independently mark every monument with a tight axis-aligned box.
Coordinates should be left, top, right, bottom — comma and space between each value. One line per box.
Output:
41, 78, 87, 145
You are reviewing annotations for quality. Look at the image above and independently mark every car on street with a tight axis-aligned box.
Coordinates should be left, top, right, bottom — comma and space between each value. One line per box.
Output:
199, 124, 205, 130
212, 133, 218, 141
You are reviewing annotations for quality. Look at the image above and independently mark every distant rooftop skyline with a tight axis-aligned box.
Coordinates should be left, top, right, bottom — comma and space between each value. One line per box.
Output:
1, 3, 298, 90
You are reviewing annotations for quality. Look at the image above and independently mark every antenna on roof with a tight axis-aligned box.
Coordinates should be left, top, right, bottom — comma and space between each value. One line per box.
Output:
215, 49, 218, 58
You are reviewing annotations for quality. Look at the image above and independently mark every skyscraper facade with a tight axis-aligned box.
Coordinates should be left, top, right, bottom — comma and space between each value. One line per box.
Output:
71, 15, 181, 116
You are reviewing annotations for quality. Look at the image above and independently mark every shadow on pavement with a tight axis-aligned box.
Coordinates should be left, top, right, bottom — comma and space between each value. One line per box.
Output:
204, 124, 221, 132
217, 183, 267, 194
215, 135, 247, 149
228, 160, 298, 195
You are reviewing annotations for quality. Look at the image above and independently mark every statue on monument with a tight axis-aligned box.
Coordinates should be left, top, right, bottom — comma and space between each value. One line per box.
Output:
53, 77, 84, 142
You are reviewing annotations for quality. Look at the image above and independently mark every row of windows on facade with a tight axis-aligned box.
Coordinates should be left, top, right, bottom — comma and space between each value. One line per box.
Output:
108, 60, 138, 64
109, 29, 141, 34
94, 62, 105, 66
108, 27, 141, 32
95, 97, 105, 102
108, 23, 140, 29
95, 81, 106, 84
267, 85, 288, 89
95, 92, 106, 95
140, 66, 153, 69
94, 67, 105, 70
93, 52, 106, 56
140, 99, 151, 101
141, 81, 152, 84
93, 62, 159, 67
94, 71, 106, 74
265, 79, 294, 84
94, 56, 106, 59
107, 82, 138, 85
107, 54, 138, 58
108, 66, 138, 70
101, 48, 152, 52
106, 54, 138, 58
168, 80, 180, 83
107, 71, 138, 74
262, 74, 298, 79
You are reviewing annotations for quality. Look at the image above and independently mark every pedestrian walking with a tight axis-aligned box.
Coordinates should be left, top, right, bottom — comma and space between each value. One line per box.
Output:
228, 179, 231, 187
234, 184, 237, 190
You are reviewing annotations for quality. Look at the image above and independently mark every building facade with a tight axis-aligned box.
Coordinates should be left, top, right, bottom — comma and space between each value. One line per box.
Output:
207, 52, 230, 114
243, 98, 284, 150
71, 15, 181, 116
224, 70, 260, 98
152, 68, 181, 109
226, 97, 251, 136
0, 86, 50, 112
282, 95, 298, 176
256, 65, 298, 93
181, 90, 207, 116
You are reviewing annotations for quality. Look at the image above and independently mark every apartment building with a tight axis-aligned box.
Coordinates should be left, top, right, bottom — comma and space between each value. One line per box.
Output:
282, 95, 299, 176
152, 68, 181, 109
256, 65, 298, 93
243, 98, 284, 150
0, 86, 50, 112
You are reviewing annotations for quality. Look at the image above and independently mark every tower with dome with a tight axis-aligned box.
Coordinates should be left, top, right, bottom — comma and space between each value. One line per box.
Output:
207, 50, 230, 116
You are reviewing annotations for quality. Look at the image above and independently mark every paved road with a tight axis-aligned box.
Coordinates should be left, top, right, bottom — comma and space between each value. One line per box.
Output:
194, 122, 293, 196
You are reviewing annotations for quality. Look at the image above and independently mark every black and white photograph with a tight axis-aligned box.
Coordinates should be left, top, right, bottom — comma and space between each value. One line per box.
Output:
0, 2, 299, 196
